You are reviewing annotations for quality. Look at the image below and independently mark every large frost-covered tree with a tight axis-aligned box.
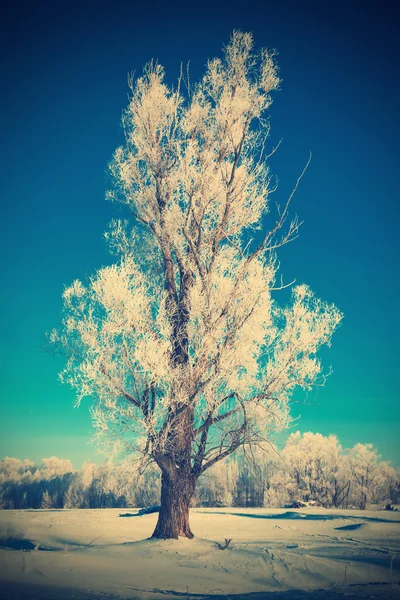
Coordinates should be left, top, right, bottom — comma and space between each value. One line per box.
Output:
52, 32, 342, 538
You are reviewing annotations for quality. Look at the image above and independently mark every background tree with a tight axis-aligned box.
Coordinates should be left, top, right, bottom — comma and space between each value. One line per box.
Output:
51, 31, 342, 538
0, 457, 74, 509
2, 440, 398, 510
196, 457, 238, 507
345, 443, 397, 509
234, 445, 281, 507
267, 432, 344, 507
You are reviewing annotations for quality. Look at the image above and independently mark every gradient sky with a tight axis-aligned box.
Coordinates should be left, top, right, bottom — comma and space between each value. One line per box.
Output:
1, 0, 398, 468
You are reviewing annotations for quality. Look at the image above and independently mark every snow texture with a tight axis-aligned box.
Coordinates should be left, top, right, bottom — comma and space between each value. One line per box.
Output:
0, 507, 399, 599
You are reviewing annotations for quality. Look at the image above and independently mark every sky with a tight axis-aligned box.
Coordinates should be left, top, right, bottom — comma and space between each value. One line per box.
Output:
0, 0, 398, 468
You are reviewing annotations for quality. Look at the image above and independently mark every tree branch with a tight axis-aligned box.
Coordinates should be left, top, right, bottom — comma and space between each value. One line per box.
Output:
249, 151, 312, 261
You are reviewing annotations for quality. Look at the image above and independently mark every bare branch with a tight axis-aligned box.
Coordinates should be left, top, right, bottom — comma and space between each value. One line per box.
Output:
249, 151, 312, 260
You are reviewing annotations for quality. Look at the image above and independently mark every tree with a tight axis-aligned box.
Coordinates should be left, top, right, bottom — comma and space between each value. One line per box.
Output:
41, 490, 56, 509
196, 457, 238, 507
40, 457, 73, 480
234, 444, 280, 507
51, 31, 342, 538
271, 432, 343, 507
345, 443, 396, 509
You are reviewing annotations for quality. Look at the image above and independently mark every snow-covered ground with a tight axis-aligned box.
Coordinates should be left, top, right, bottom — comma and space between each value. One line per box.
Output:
0, 507, 399, 599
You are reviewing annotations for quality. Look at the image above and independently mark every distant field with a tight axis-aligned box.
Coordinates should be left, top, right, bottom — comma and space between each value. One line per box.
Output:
1, 508, 399, 599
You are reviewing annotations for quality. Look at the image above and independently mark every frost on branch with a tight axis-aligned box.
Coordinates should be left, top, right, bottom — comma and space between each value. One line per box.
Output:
53, 31, 342, 478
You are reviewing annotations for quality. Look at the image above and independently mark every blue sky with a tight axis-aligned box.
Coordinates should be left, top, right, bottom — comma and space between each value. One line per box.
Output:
0, 0, 398, 468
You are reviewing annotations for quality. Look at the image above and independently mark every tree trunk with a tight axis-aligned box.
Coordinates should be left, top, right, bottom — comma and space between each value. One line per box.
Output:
152, 468, 196, 539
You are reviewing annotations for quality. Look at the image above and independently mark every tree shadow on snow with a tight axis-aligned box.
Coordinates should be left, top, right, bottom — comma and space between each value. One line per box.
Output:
127, 582, 400, 600
0, 536, 61, 552
196, 511, 400, 524
119, 505, 160, 517
0, 581, 399, 600
0, 526, 61, 552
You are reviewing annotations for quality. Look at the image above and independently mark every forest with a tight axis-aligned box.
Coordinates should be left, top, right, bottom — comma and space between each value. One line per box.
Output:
1, 432, 398, 511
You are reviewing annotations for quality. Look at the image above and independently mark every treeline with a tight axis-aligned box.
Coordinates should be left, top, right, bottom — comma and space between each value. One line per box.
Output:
1, 433, 399, 510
